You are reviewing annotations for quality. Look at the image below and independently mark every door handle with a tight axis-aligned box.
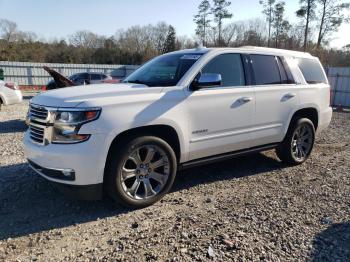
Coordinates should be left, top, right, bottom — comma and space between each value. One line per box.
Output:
239, 97, 253, 103
283, 93, 296, 99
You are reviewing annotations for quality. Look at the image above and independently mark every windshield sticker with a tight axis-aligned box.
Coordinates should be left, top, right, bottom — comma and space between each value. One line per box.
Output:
180, 55, 201, 60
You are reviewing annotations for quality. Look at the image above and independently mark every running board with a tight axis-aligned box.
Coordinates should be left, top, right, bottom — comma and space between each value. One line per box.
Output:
178, 143, 279, 170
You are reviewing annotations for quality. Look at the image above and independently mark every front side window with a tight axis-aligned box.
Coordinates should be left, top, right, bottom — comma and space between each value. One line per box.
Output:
297, 58, 327, 84
251, 55, 281, 85
124, 53, 203, 87
91, 73, 102, 80
201, 54, 245, 87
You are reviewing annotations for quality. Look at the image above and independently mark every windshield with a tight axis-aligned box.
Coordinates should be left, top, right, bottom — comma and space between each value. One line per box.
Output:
68, 74, 79, 81
124, 53, 203, 87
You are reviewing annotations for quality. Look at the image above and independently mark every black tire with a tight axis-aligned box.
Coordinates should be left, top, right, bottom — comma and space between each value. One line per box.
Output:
105, 136, 177, 208
276, 118, 315, 165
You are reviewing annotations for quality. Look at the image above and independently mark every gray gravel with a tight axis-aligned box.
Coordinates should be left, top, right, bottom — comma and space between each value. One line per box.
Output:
0, 98, 349, 261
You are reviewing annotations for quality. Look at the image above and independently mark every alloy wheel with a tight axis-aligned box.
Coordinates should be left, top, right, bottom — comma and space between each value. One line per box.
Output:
291, 123, 313, 161
120, 145, 170, 200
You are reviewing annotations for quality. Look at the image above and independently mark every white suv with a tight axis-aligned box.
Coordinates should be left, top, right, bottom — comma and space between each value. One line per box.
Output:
24, 47, 332, 207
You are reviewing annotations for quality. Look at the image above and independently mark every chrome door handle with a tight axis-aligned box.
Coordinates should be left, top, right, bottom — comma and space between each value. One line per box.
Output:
239, 97, 253, 103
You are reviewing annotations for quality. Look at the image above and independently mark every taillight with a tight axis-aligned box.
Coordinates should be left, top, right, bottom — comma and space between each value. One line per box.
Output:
4, 83, 17, 90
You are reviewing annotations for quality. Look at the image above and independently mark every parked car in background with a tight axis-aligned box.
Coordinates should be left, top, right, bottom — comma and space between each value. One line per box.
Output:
25, 47, 332, 208
0, 80, 23, 110
46, 72, 114, 90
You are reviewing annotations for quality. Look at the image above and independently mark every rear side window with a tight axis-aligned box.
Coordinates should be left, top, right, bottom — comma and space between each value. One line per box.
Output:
297, 58, 327, 84
202, 54, 245, 87
251, 55, 281, 85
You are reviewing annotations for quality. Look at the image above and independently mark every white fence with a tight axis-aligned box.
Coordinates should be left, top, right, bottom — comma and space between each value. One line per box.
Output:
0, 61, 139, 85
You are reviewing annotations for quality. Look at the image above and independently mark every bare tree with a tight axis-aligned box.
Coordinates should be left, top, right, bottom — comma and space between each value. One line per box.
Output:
316, 0, 350, 48
69, 30, 103, 49
176, 35, 196, 49
148, 22, 169, 53
0, 19, 18, 42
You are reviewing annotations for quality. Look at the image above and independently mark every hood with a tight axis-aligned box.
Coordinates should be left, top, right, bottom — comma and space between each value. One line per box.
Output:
31, 83, 163, 108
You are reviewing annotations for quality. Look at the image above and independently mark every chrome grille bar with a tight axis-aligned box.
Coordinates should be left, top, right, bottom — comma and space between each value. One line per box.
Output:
27, 103, 55, 145
29, 124, 45, 144
29, 104, 48, 121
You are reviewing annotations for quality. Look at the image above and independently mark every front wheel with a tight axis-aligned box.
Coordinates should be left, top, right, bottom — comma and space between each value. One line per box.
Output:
105, 136, 177, 208
276, 118, 315, 165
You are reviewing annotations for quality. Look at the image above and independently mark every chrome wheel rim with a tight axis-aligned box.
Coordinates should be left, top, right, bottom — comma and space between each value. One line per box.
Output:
291, 124, 313, 161
121, 145, 170, 200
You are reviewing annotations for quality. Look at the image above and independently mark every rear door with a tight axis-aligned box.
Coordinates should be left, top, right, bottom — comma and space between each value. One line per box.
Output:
250, 54, 298, 146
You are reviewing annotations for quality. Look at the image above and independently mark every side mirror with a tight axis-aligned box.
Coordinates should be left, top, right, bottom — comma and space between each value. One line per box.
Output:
191, 73, 222, 90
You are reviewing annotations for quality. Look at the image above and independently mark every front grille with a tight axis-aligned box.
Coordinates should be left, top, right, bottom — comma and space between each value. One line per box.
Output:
29, 124, 45, 144
29, 104, 48, 121
28, 103, 51, 145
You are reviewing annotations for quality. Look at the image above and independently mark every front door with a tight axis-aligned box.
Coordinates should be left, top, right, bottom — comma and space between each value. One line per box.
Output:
185, 53, 255, 160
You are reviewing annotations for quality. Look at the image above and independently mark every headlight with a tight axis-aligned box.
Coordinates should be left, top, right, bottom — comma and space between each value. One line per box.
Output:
52, 108, 101, 144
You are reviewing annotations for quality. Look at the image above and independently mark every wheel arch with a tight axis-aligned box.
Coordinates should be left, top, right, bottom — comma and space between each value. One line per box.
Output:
0, 94, 5, 105
103, 124, 182, 183
286, 107, 319, 135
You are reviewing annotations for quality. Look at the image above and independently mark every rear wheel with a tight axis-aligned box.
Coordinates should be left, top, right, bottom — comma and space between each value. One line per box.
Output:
105, 136, 177, 208
276, 118, 315, 165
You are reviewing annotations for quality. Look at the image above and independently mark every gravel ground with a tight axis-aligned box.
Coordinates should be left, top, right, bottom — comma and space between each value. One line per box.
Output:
0, 98, 349, 261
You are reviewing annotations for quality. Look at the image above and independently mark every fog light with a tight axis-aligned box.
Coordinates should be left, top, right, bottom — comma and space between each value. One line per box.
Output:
62, 170, 74, 177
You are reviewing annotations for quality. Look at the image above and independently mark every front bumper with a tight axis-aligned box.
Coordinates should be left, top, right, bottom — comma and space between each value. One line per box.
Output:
24, 131, 108, 186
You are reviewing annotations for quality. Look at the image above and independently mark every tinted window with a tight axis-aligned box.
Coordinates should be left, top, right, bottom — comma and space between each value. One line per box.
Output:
251, 55, 281, 85
202, 54, 245, 87
76, 73, 89, 81
297, 58, 327, 84
91, 73, 102, 80
277, 57, 288, 84
124, 53, 203, 87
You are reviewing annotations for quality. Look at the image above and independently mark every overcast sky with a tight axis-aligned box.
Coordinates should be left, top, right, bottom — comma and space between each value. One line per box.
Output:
0, 0, 349, 48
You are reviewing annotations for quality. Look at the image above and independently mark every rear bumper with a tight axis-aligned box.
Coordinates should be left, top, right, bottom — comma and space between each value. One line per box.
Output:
4, 90, 22, 105
317, 107, 332, 134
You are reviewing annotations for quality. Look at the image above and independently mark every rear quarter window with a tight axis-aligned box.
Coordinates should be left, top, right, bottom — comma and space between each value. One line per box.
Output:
297, 58, 327, 84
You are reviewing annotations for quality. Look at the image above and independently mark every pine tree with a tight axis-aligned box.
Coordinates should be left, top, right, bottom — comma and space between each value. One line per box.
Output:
212, 0, 233, 46
259, 0, 276, 47
163, 26, 176, 53
296, 0, 317, 51
272, 1, 290, 48
316, 0, 350, 49
193, 0, 212, 46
